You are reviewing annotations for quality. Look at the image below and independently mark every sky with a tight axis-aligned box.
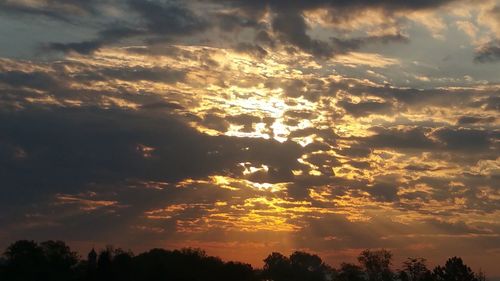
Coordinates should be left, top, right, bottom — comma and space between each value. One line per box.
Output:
0, 0, 499, 276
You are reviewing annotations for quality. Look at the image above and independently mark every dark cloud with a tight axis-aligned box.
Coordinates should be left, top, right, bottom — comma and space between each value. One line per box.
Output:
46, 40, 105, 55
0, 105, 303, 208
1, 0, 454, 57
330, 33, 409, 54
474, 6, 500, 63
268, 11, 407, 57
43, 0, 208, 54
272, 9, 333, 57
484, 96, 500, 111
337, 147, 372, 158
0, 67, 185, 110
44, 25, 141, 54
0, 0, 102, 21
255, 30, 275, 47
338, 100, 394, 117
433, 128, 496, 151
226, 114, 263, 132
0, 71, 63, 91
295, 214, 390, 249
218, 0, 457, 14
474, 40, 500, 63
457, 116, 496, 125
140, 102, 184, 110
358, 126, 498, 153
404, 164, 442, 172
234, 43, 268, 58
199, 113, 231, 132
368, 183, 399, 202
211, 0, 454, 57
127, 0, 208, 36
329, 81, 496, 113
100, 67, 187, 83
216, 13, 261, 32
361, 126, 436, 150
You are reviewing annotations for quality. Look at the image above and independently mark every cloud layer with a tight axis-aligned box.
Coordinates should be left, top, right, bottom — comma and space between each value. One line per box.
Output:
0, 0, 499, 276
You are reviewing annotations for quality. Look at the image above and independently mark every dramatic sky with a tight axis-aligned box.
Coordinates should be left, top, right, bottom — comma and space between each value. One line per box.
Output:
0, 0, 499, 276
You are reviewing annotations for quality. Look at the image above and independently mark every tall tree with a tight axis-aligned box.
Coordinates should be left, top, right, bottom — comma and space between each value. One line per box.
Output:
96, 247, 113, 281
358, 249, 394, 281
289, 251, 333, 281
2, 240, 46, 281
338, 263, 366, 281
263, 252, 292, 281
40, 240, 79, 281
433, 257, 478, 281
400, 258, 433, 281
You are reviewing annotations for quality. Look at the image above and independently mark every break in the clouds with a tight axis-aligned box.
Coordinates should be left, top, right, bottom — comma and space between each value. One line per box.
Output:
0, 0, 499, 277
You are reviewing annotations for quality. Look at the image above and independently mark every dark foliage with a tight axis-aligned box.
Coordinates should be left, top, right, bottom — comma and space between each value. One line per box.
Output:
433, 257, 479, 281
0, 240, 488, 281
262, 251, 334, 281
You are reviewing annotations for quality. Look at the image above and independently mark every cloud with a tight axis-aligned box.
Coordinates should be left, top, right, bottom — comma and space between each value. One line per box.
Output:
272, 9, 333, 57
368, 182, 399, 202
0, 70, 62, 90
357, 126, 499, 154
474, 40, 500, 63
99, 67, 187, 83
330, 33, 409, 53
9, 0, 437, 57
338, 100, 394, 117
220, 0, 458, 14
0, 106, 303, 209
46, 40, 105, 55
433, 128, 497, 151
457, 116, 496, 125
361, 126, 437, 150
216, 12, 262, 32
127, 0, 208, 36
0, 18, 499, 274
234, 43, 268, 58
207, 0, 456, 57
0, 0, 102, 21
43, 0, 209, 54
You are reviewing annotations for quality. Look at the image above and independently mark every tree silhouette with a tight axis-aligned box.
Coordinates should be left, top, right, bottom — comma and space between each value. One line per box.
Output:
263, 252, 292, 281
433, 257, 478, 281
263, 251, 333, 281
0, 240, 489, 281
399, 258, 433, 281
2, 240, 45, 281
40, 240, 79, 281
338, 263, 366, 281
96, 247, 113, 281
358, 249, 393, 281
111, 249, 134, 281
289, 251, 333, 281
1, 240, 78, 281
132, 248, 172, 281
222, 261, 256, 281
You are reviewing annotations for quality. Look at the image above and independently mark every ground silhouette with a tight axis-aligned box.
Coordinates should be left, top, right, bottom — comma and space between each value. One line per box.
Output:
0, 240, 487, 281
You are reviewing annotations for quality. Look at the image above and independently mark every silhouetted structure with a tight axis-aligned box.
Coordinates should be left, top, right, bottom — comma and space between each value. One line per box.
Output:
0, 240, 489, 281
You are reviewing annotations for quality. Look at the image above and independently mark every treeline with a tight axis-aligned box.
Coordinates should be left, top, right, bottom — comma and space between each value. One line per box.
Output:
0, 240, 487, 281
